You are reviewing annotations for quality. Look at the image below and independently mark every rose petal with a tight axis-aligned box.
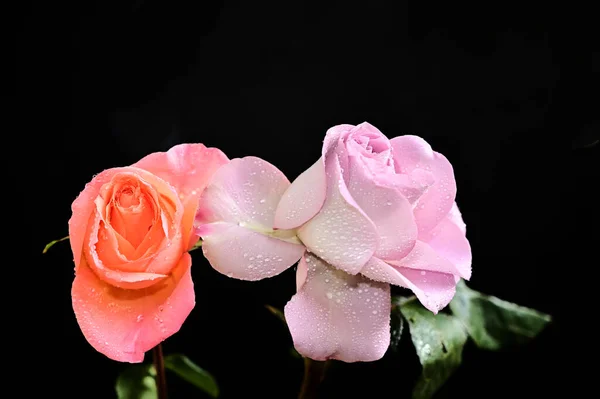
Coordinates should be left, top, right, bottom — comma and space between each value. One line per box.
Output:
361, 257, 456, 313
447, 202, 467, 235
391, 136, 457, 233
196, 157, 291, 229
197, 222, 304, 281
346, 156, 417, 261
107, 178, 157, 248
386, 240, 470, 280
133, 143, 229, 203
419, 214, 472, 280
273, 158, 327, 230
323, 124, 354, 157
133, 143, 229, 248
382, 169, 435, 205
71, 253, 195, 363
70, 168, 127, 270
285, 252, 391, 362
297, 156, 378, 275
273, 124, 354, 230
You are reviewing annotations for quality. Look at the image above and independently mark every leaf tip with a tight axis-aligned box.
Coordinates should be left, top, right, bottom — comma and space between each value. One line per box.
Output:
42, 236, 69, 254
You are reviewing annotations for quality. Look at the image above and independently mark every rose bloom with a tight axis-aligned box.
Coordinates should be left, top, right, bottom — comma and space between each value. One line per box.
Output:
197, 123, 471, 362
69, 144, 228, 362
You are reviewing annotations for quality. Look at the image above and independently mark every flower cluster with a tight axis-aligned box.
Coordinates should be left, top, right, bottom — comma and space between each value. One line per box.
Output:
69, 123, 471, 363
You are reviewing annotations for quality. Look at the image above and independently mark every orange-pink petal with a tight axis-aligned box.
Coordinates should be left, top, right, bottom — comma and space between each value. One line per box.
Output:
132, 143, 229, 249
71, 253, 195, 363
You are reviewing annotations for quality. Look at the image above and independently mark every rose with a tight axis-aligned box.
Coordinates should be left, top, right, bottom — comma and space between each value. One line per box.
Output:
275, 122, 472, 361
197, 123, 471, 363
69, 144, 228, 362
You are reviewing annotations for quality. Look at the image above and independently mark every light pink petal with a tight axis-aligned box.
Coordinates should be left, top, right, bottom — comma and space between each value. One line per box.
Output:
72, 253, 195, 363
69, 168, 129, 269
196, 222, 304, 281
323, 124, 354, 156
381, 169, 435, 205
419, 214, 472, 280
273, 158, 327, 230
391, 136, 457, 233
362, 257, 456, 313
196, 156, 291, 228
297, 157, 378, 275
285, 252, 391, 362
386, 240, 470, 279
446, 202, 467, 235
346, 157, 417, 261
274, 124, 353, 230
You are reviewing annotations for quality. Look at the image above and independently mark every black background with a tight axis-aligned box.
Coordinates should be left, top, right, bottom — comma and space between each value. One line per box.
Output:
16, 1, 598, 398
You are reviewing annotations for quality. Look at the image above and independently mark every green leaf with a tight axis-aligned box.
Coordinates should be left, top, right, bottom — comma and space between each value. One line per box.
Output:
42, 235, 69, 254
164, 354, 219, 398
398, 297, 468, 399
389, 303, 405, 353
449, 280, 551, 350
115, 364, 157, 399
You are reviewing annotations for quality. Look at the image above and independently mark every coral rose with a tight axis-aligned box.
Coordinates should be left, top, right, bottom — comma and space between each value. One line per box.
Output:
69, 144, 228, 362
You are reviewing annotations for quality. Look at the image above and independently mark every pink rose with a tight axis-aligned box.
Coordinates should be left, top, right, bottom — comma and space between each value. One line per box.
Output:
196, 123, 471, 362
70, 144, 228, 362
275, 123, 471, 361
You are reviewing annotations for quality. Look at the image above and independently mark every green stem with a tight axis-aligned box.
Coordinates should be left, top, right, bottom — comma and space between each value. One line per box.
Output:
153, 344, 168, 399
298, 358, 328, 399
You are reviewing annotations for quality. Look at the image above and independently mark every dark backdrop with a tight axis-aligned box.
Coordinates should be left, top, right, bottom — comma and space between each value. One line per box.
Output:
17, 1, 598, 398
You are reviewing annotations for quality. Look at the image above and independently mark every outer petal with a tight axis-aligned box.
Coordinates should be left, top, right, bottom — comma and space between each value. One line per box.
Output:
273, 124, 354, 230
197, 222, 304, 281
381, 169, 435, 205
362, 257, 456, 313
391, 136, 457, 233
447, 202, 467, 235
196, 157, 290, 229
297, 157, 378, 275
133, 143, 229, 203
72, 253, 195, 363
419, 215, 472, 280
133, 143, 229, 248
285, 252, 391, 362
346, 156, 417, 261
273, 158, 327, 230
69, 168, 129, 270
387, 240, 470, 280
